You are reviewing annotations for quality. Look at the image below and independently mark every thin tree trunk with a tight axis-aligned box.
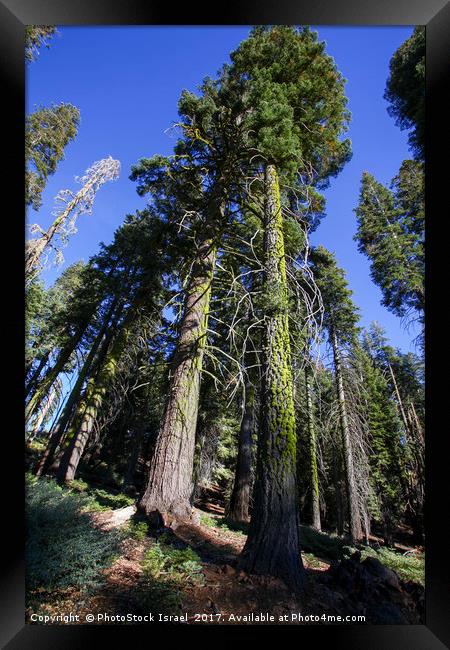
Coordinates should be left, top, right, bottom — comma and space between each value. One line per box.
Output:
35, 296, 122, 477
332, 443, 345, 536
227, 382, 254, 524
29, 382, 59, 439
139, 192, 224, 523
26, 260, 122, 424
331, 330, 362, 543
123, 424, 146, 490
25, 320, 91, 424
305, 366, 321, 531
57, 308, 134, 483
239, 164, 304, 593
388, 363, 411, 436
409, 400, 424, 445
25, 352, 50, 400
25, 159, 118, 282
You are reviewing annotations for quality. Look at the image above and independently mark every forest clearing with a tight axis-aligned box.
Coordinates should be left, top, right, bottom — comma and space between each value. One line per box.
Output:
25, 25, 424, 626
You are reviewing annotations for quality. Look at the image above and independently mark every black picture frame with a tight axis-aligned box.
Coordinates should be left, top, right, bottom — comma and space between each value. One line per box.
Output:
1, 0, 448, 647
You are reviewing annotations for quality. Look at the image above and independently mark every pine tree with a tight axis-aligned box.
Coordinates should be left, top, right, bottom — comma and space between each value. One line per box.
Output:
136, 74, 247, 522
43, 211, 172, 480
361, 322, 424, 541
56, 305, 136, 482
304, 364, 321, 531
384, 27, 425, 160
25, 261, 109, 423
310, 246, 364, 542
354, 341, 404, 546
26, 103, 80, 211
354, 160, 424, 337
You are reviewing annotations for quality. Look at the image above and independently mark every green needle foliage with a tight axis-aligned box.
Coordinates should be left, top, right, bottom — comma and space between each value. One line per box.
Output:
354, 160, 424, 334
229, 25, 352, 184
310, 245, 360, 345
384, 26, 425, 161
354, 343, 404, 543
26, 103, 80, 210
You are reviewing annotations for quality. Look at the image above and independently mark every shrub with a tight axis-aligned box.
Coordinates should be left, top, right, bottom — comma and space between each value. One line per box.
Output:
200, 512, 247, 536
200, 513, 216, 527
26, 475, 121, 591
142, 539, 204, 585
67, 478, 89, 493
135, 539, 204, 616
90, 488, 135, 509
126, 520, 149, 541
360, 546, 424, 585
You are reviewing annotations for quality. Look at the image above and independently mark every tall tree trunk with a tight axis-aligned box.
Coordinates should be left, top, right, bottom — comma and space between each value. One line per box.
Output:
35, 296, 122, 477
25, 352, 50, 400
388, 363, 411, 437
123, 424, 146, 491
29, 381, 59, 439
25, 157, 119, 282
57, 308, 134, 483
305, 366, 321, 531
25, 320, 92, 424
332, 443, 345, 536
331, 330, 362, 543
139, 191, 224, 523
239, 164, 304, 593
227, 382, 254, 524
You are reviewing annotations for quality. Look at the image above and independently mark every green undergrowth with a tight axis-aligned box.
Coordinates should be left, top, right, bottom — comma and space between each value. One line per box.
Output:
26, 474, 122, 612
300, 525, 347, 561
136, 535, 205, 615
125, 519, 149, 541
25, 438, 47, 470
359, 546, 424, 585
302, 552, 325, 569
200, 512, 248, 536
64, 477, 135, 512
300, 524, 424, 585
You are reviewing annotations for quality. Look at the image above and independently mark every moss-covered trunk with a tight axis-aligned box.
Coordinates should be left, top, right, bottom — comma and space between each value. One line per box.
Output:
227, 382, 254, 524
139, 194, 223, 523
305, 366, 321, 531
239, 164, 304, 592
57, 309, 133, 483
331, 330, 362, 543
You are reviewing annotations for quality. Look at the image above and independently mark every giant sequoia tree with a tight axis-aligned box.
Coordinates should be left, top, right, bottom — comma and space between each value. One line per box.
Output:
228, 26, 351, 590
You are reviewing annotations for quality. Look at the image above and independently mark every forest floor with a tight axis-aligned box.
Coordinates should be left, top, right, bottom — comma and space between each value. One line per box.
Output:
27, 481, 425, 626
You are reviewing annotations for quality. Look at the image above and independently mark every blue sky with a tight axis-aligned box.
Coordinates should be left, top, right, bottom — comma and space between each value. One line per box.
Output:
26, 25, 418, 353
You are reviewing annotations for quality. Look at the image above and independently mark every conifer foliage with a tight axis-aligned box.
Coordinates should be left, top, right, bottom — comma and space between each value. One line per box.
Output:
26, 26, 425, 604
